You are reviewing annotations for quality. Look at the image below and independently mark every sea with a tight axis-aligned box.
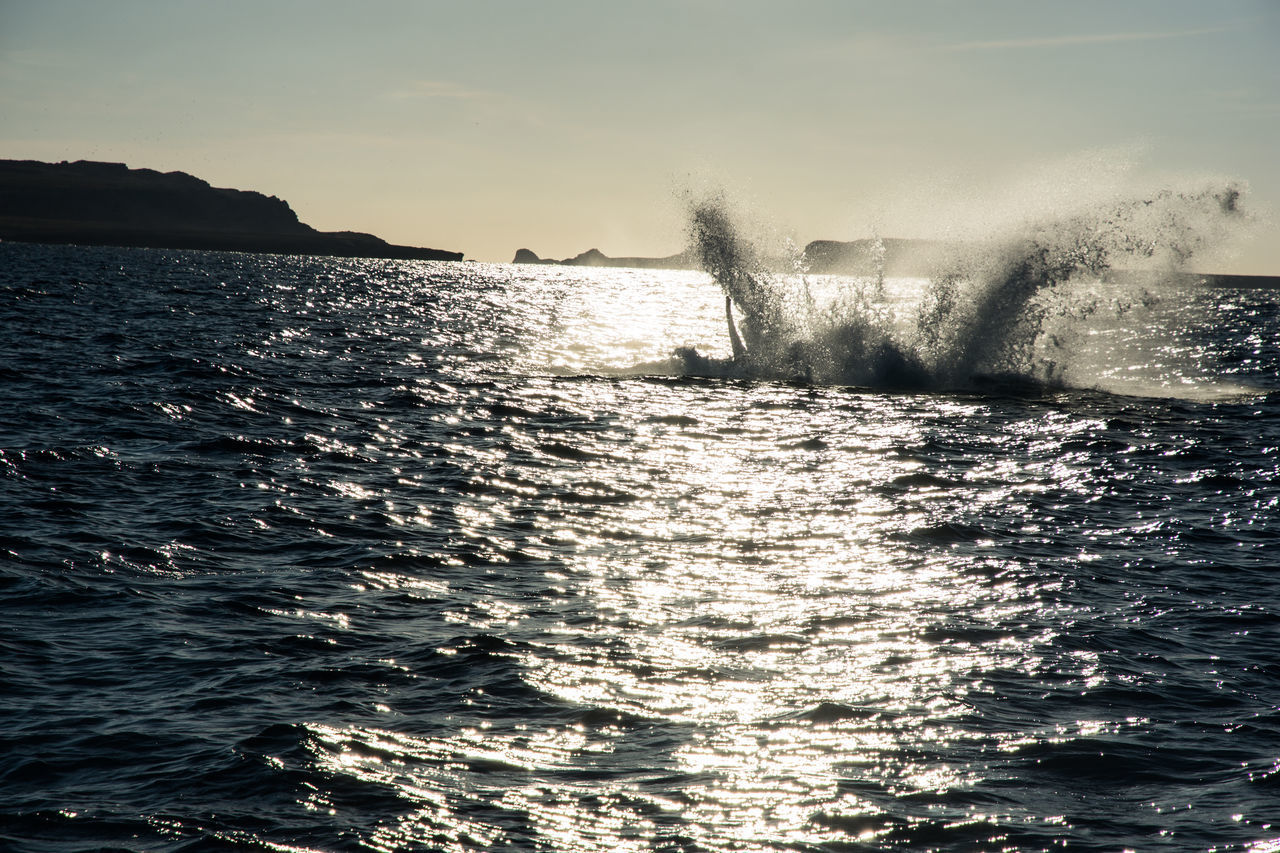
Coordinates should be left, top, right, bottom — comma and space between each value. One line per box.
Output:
3, 187, 1280, 852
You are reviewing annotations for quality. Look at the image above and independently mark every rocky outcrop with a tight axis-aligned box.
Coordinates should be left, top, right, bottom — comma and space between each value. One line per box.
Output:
511, 246, 695, 270
511, 240, 953, 274
0, 159, 463, 261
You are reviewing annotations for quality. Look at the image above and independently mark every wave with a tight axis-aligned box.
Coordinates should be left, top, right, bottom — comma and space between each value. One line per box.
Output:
683, 183, 1247, 390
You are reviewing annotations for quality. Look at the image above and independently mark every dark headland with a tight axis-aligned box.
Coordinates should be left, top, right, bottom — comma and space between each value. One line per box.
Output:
0, 159, 463, 261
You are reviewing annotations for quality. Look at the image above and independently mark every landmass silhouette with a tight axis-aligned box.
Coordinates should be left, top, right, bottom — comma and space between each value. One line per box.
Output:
515, 236, 1274, 288
4, 158, 1270, 285
511, 240, 950, 274
512, 247, 694, 269
0, 159, 463, 261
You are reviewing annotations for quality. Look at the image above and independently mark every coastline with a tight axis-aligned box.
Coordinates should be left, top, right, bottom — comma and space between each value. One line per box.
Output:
0, 159, 463, 262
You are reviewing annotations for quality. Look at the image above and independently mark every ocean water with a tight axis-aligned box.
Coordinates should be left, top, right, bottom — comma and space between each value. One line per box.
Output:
2, 226, 1279, 852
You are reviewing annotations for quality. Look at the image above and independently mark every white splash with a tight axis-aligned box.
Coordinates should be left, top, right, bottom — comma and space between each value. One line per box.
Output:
683, 180, 1249, 392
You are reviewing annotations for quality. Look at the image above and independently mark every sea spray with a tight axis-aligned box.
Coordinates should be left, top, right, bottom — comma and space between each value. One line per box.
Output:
687, 198, 922, 385
686, 181, 1248, 389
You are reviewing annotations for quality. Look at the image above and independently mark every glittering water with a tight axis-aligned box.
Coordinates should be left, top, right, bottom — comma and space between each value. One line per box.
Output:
3, 242, 1279, 852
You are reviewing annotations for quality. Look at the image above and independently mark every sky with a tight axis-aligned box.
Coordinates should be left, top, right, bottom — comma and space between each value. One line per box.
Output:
2, 0, 1278, 273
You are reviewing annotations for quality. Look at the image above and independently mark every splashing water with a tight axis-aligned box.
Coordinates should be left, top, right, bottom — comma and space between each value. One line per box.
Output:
686, 182, 1248, 390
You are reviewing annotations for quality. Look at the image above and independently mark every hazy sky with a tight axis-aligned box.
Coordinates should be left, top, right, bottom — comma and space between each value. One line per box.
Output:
3, 0, 1278, 272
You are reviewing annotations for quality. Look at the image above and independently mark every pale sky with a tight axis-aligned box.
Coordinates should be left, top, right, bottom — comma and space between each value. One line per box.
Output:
3, 0, 1278, 272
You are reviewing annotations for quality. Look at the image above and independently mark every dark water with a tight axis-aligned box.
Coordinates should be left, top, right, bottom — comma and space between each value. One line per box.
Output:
3, 242, 1279, 852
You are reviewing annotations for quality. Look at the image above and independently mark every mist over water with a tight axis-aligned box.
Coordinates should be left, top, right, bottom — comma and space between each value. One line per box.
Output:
686, 179, 1250, 394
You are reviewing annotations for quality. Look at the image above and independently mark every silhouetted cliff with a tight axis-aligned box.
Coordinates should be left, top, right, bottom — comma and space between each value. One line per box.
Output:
0, 159, 462, 261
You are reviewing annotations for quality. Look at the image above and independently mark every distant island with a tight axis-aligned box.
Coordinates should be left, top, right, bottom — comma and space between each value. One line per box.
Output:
512, 238, 966, 276
803, 237, 1277, 288
0, 159, 463, 261
515, 237, 1275, 288
512, 247, 694, 270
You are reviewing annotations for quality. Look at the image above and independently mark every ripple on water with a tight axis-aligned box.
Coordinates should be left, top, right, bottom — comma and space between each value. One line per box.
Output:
2, 245, 1279, 852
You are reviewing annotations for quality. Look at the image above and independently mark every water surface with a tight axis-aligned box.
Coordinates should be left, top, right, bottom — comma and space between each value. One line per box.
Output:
2, 242, 1279, 852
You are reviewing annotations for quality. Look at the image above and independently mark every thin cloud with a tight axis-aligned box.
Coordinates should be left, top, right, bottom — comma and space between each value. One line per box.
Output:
386, 80, 495, 101
946, 25, 1232, 51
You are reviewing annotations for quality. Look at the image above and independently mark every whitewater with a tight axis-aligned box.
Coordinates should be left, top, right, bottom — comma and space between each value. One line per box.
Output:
2, 182, 1279, 852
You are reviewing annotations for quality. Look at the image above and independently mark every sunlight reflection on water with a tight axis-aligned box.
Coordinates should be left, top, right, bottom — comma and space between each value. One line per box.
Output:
300, 374, 1069, 850
276, 265, 1277, 851
6, 247, 1279, 852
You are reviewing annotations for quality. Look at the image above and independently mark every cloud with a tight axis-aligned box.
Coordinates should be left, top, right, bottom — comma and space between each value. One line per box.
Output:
945, 25, 1232, 52
385, 80, 495, 101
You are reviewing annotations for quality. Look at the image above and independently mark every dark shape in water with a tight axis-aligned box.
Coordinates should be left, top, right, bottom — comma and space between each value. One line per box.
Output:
683, 182, 1247, 390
